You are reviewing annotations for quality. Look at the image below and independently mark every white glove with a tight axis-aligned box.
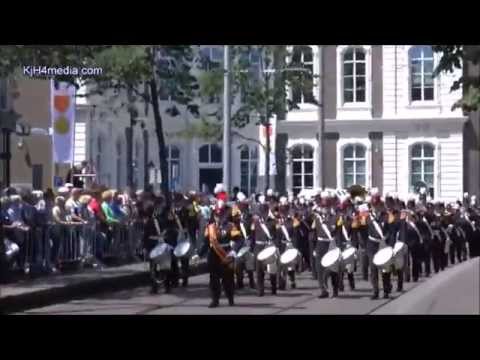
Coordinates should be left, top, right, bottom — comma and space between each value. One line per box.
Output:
313, 251, 317, 258
228, 250, 236, 258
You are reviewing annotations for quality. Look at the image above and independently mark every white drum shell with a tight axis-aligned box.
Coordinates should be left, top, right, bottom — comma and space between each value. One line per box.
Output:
280, 248, 299, 266
4, 239, 20, 260
174, 241, 192, 258
321, 248, 342, 272
392, 242, 407, 270
257, 246, 278, 265
236, 246, 251, 262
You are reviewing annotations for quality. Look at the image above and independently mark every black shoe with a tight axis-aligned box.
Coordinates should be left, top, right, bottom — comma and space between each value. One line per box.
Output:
182, 278, 188, 288
228, 298, 235, 306
332, 292, 338, 298
371, 293, 379, 300
383, 293, 390, 299
318, 291, 329, 299
291, 282, 296, 289
208, 300, 219, 308
249, 281, 256, 289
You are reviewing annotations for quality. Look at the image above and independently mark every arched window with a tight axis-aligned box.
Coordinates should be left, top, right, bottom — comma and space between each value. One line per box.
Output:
116, 139, 124, 189
199, 144, 222, 164
166, 145, 181, 191
409, 46, 434, 101
291, 144, 314, 196
343, 48, 366, 104
343, 144, 366, 187
240, 145, 258, 196
291, 46, 315, 104
410, 143, 435, 193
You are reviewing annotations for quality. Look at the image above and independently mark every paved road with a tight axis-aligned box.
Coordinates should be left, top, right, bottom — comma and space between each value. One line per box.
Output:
15, 259, 479, 315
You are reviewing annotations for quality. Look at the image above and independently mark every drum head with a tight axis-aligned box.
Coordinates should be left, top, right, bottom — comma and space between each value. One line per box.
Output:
237, 246, 250, 259
174, 241, 191, 258
150, 243, 168, 260
393, 242, 405, 255
341, 247, 356, 261
258, 246, 277, 262
321, 248, 341, 268
280, 248, 299, 265
373, 247, 394, 266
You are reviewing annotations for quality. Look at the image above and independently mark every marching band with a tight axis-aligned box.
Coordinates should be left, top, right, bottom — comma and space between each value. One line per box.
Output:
146, 184, 480, 307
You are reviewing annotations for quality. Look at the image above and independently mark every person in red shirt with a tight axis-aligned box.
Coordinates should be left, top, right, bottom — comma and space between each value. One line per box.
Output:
214, 184, 228, 202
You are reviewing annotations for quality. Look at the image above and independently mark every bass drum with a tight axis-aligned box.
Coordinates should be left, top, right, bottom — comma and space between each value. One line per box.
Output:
392, 242, 407, 270
280, 248, 300, 268
174, 240, 192, 259
321, 248, 342, 273
373, 246, 394, 270
149, 243, 172, 270
257, 245, 278, 265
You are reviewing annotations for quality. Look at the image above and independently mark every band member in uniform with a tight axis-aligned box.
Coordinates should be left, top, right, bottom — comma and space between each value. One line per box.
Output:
231, 192, 256, 290
426, 200, 444, 273
251, 195, 278, 296
399, 209, 424, 283
364, 203, 392, 299
312, 191, 337, 298
386, 207, 404, 292
276, 197, 297, 290
335, 195, 355, 292
171, 194, 192, 287
192, 200, 235, 308
416, 204, 434, 277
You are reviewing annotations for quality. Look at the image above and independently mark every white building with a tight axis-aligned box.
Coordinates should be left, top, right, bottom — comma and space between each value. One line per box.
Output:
76, 45, 467, 201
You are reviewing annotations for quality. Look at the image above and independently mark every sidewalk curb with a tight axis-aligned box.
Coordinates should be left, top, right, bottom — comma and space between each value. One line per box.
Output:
1, 262, 208, 314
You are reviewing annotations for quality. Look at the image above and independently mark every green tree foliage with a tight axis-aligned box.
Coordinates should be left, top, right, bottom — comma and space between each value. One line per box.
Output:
434, 45, 480, 112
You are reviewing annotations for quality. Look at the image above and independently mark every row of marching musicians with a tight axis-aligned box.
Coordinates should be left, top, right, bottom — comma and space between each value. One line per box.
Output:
146, 185, 480, 308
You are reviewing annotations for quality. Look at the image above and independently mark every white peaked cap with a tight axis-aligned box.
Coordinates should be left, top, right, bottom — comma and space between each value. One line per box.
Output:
236, 192, 246, 202
214, 183, 225, 194
299, 197, 306, 204
354, 196, 362, 204
464, 192, 469, 198
266, 188, 274, 196
32, 190, 44, 197
320, 191, 329, 198
279, 196, 288, 205
58, 186, 69, 194
365, 195, 372, 203
258, 195, 266, 204
316, 188, 322, 195
370, 187, 379, 196
359, 204, 369, 212
65, 183, 74, 188
419, 187, 427, 195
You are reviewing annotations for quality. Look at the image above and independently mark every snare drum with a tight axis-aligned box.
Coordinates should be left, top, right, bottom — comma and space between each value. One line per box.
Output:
373, 246, 394, 269
321, 248, 342, 272
257, 245, 278, 265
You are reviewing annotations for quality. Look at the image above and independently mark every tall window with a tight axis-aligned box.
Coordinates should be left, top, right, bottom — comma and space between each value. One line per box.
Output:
410, 46, 434, 101
116, 139, 124, 189
343, 144, 366, 187
291, 144, 314, 196
343, 48, 366, 104
166, 145, 181, 191
291, 46, 314, 104
240, 145, 258, 196
0, 78, 7, 110
410, 143, 435, 193
199, 144, 222, 164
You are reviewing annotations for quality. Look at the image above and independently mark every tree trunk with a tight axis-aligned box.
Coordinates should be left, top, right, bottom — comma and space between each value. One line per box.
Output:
149, 77, 170, 206
125, 124, 134, 189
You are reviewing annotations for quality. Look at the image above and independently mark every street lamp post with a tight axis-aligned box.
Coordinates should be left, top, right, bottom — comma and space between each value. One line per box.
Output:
223, 45, 232, 194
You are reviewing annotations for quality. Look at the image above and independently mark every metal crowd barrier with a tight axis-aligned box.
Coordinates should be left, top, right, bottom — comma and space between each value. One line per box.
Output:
1, 219, 146, 279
